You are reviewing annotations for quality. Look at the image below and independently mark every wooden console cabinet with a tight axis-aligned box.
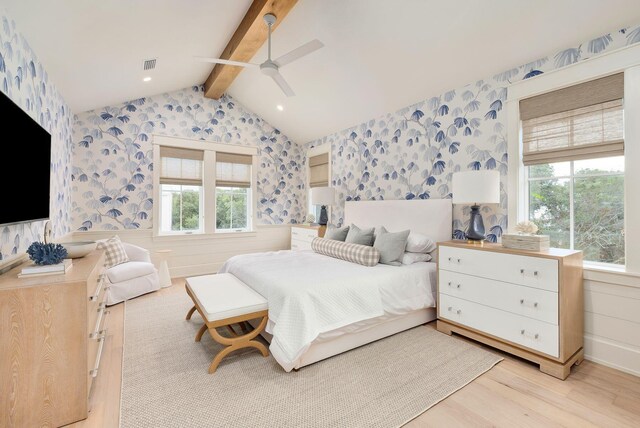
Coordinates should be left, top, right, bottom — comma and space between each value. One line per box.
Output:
0, 251, 107, 427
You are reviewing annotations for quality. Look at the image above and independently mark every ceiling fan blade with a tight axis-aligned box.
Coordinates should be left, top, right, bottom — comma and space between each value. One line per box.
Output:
273, 39, 324, 67
271, 72, 295, 97
194, 57, 259, 68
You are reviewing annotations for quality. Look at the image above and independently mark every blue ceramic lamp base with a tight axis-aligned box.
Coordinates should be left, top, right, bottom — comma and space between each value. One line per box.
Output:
466, 204, 486, 241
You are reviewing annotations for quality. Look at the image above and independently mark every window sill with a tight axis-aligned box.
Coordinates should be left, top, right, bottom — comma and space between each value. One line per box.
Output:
583, 262, 640, 288
152, 231, 257, 242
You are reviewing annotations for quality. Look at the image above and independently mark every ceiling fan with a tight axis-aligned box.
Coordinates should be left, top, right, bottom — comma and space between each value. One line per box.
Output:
196, 13, 323, 97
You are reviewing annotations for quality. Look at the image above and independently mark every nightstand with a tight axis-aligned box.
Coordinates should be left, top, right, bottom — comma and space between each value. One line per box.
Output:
436, 240, 584, 379
290, 225, 321, 250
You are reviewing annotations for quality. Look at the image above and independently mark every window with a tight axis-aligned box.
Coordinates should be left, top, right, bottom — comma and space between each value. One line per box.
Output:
215, 153, 252, 232
308, 152, 329, 221
159, 147, 204, 234
521, 73, 625, 265
154, 137, 257, 236
527, 157, 624, 264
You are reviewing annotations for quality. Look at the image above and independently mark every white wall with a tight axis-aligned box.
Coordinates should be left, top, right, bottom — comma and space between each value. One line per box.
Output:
584, 270, 640, 376
72, 225, 291, 278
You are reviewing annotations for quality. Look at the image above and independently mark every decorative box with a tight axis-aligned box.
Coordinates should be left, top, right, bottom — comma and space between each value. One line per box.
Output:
501, 234, 550, 251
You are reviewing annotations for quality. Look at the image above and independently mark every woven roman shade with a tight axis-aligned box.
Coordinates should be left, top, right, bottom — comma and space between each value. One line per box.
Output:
520, 73, 624, 166
216, 152, 252, 188
159, 147, 204, 186
309, 153, 329, 188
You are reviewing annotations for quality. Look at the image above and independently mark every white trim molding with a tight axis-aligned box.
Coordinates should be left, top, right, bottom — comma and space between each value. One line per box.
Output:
151, 134, 259, 238
506, 42, 640, 274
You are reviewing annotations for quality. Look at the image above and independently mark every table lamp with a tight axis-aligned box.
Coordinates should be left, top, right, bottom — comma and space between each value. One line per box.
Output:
310, 187, 335, 226
452, 171, 500, 241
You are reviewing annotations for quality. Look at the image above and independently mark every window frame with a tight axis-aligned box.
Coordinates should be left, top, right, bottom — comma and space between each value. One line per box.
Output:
506, 43, 640, 273
525, 157, 625, 264
307, 143, 331, 223
215, 186, 252, 233
158, 183, 205, 235
152, 135, 258, 238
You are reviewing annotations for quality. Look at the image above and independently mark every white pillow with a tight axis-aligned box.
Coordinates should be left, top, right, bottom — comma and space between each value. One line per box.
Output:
401, 252, 432, 265
405, 232, 436, 253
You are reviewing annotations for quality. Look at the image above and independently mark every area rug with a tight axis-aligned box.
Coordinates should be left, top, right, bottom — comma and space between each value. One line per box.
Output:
120, 291, 502, 428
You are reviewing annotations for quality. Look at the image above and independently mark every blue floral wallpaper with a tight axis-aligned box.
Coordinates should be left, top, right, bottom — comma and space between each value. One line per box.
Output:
72, 88, 305, 230
307, 24, 640, 242
0, 12, 73, 260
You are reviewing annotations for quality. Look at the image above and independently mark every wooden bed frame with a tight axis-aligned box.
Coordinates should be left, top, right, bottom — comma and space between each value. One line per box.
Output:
256, 199, 453, 370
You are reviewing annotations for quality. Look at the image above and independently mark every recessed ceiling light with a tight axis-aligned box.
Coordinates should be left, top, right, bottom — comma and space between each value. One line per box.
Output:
276, 105, 284, 111
143, 76, 152, 82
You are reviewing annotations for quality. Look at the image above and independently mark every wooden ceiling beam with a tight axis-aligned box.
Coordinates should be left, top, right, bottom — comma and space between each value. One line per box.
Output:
204, 0, 299, 100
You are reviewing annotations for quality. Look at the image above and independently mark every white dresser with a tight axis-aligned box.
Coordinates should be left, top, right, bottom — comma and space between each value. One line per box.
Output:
290, 225, 320, 250
436, 241, 583, 379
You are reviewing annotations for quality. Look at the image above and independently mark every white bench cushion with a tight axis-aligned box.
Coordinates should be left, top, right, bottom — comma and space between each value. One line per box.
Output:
186, 273, 268, 322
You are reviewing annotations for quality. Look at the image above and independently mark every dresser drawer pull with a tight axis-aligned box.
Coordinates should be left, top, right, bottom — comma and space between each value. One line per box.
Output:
447, 257, 461, 263
89, 334, 107, 378
520, 329, 539, 339
446, 306, 462, 315
90, 330, 107, 340
519, 269, 540, 277
446, 282, 461, 288
519, 299, 539, 308
89, 273, 106, 302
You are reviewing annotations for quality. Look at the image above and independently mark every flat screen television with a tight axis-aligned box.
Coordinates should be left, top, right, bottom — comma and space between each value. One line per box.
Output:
0, 90, 51, 226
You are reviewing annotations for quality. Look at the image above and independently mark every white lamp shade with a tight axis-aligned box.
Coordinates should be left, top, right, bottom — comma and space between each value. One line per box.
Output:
311, 186, 335, 206
452, 171, 500, 205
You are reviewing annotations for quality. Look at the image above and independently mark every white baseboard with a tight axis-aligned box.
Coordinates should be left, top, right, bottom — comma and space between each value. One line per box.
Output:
584, 334, 640, 377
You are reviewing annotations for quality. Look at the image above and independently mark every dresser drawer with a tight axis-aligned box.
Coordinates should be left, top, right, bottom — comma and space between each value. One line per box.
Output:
291, 239, 313, 251
439, 246, 558, 292
440, 294, 559, 357
439, 270, 558, 325
291, 227, 318, 243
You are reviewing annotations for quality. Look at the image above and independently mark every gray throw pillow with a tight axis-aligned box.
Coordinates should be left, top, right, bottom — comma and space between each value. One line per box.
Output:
324, 225, 350, 241
374, 227, 411, 266
345, 224, 375, 246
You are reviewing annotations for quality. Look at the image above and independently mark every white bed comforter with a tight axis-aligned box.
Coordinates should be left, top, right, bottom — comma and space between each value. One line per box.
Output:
219, 250, 435, 371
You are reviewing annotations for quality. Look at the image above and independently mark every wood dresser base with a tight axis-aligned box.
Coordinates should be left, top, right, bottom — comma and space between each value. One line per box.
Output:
437, 320, 583, 380
185, 286, 269, 374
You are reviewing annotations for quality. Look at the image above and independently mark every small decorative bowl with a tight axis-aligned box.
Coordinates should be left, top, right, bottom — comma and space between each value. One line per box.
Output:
61, 241, 97, 259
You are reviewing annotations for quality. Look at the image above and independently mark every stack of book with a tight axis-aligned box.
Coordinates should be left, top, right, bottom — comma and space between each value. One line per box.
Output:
502, 234, 550, 251
18, 259, 73, 278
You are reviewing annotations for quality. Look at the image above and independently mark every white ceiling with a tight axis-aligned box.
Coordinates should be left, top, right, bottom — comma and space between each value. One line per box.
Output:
6, 0, 640, 144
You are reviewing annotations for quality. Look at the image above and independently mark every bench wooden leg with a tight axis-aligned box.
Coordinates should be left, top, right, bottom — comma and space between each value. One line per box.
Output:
195, 324, 208, 342
185, 305, 197, 320
206, 315, 270, 373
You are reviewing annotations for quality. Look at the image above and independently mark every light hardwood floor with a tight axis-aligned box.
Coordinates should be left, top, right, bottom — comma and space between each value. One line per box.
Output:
71, 279, 640, 428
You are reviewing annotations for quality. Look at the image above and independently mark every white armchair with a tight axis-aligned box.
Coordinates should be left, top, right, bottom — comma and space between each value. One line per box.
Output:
104, 242, 161, 305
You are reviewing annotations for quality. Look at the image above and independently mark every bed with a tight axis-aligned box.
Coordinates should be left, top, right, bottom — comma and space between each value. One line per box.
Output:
219, 199, 453, 371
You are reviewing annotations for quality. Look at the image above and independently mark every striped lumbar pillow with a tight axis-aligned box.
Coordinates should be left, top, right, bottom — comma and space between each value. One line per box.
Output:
97, 235, 130, 268
311, 237, 380, 267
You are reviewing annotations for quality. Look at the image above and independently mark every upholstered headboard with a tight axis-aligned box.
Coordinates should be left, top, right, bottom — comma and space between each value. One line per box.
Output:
344, 199, 453, 243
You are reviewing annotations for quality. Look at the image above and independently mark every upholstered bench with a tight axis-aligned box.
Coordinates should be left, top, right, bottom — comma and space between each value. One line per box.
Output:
185, 273, 269, 373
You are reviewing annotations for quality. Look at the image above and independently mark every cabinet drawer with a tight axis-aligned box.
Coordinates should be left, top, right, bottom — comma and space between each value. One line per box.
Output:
291, 227, 318, 243
291, 239, 313, 251
439, 270, 558, 325
439, 246, 558, 292
440, 294, 559, 357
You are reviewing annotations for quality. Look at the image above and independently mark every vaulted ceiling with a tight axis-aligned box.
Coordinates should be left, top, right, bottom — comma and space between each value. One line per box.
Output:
5, 0, 640, 143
